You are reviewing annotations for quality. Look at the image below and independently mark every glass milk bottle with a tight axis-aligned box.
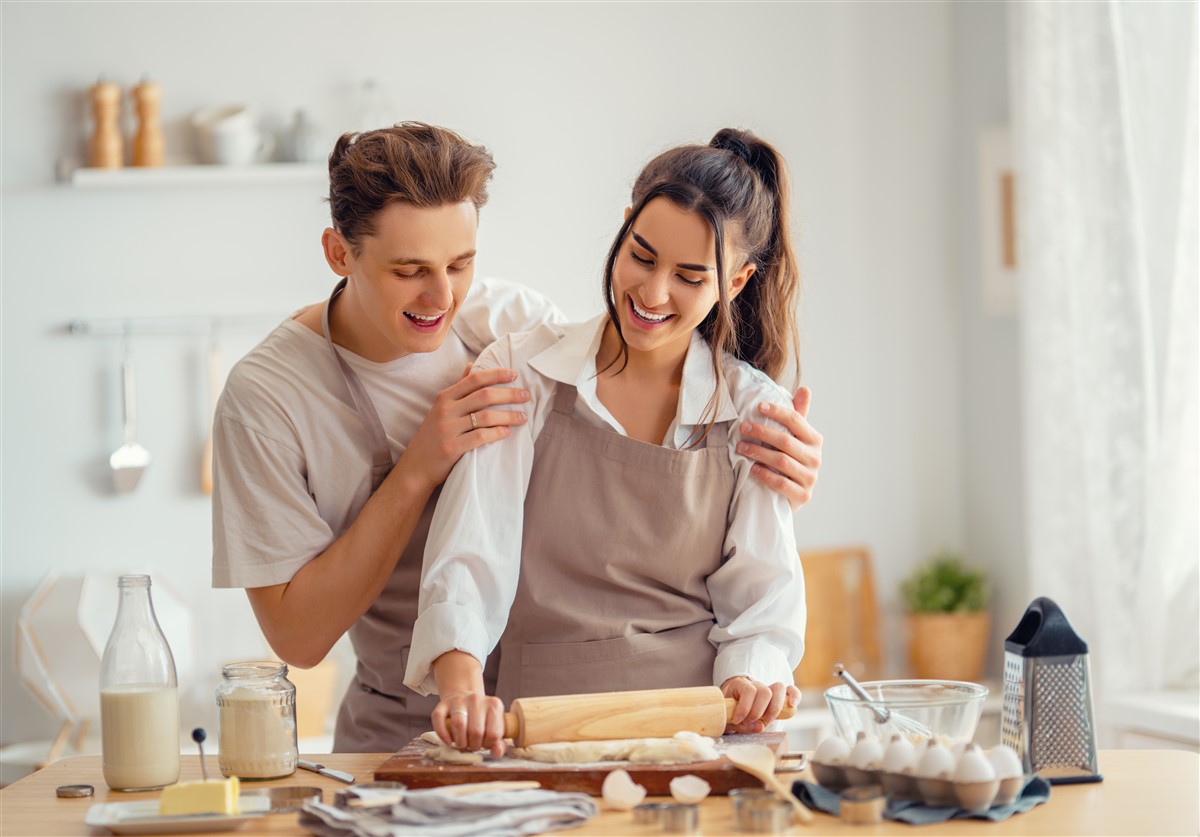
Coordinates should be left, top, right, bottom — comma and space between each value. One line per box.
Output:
216, 661, 298, 780
99, 574, 180, 790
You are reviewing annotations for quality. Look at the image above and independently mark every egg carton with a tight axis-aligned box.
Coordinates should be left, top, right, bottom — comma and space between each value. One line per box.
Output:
810, 732, 1024, 813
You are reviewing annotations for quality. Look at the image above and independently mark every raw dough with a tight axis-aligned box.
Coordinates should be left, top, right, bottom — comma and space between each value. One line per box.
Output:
512, 731, 719, 765
417, 732, 485, 764
416, 729, 719, 766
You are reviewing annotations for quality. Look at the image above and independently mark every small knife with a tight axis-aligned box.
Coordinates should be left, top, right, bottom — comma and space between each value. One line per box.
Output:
298, 759, 356, 784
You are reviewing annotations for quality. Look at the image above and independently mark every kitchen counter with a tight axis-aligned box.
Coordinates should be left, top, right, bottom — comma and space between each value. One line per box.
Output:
0, 750, 1195, 835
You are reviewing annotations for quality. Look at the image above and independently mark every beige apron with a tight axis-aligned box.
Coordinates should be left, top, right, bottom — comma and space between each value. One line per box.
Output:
497, 382, 736, 703
319, 279, 498, 752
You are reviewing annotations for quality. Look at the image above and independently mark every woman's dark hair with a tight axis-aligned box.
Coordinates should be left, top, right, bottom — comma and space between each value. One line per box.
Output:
601, 128, 800, 438
327, 121, 496, 253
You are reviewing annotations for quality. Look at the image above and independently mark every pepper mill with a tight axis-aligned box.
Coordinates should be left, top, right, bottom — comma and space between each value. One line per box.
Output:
87, 78, 123, 169
131, 77, 165, 167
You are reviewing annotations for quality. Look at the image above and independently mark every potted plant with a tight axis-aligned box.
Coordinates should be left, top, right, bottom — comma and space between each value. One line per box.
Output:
901, 551, 991, 681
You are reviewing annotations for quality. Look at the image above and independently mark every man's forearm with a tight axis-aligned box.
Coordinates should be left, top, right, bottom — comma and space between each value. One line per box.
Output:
247, 464, 435, 668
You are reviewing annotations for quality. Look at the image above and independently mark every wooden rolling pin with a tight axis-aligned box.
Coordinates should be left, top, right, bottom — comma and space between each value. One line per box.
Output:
500, 686, 796, 747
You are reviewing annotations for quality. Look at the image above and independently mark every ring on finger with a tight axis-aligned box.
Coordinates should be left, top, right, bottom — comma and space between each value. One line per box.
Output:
468, 412, 478, 430
451, 709, 469, 718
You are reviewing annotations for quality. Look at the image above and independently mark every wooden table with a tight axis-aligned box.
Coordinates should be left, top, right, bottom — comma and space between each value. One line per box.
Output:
1, 750, 1195, 835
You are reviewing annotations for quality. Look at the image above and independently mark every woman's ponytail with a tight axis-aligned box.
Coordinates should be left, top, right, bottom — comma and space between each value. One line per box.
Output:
708, 129, 800, 384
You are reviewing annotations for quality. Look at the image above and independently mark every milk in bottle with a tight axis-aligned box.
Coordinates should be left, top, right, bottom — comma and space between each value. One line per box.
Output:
99, 574, 180, 790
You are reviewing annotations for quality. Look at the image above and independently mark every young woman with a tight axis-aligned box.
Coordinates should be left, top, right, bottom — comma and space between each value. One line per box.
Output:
404, 128, 808, 755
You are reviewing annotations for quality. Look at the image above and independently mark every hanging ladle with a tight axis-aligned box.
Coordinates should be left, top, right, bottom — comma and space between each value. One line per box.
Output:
109, 330, 151, 493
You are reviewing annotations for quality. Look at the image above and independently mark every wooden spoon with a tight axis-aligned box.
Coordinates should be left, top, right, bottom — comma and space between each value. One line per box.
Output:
726, 743, 813, 824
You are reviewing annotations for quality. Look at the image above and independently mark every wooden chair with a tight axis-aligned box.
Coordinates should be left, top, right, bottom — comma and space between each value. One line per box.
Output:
793, 545, 883, 691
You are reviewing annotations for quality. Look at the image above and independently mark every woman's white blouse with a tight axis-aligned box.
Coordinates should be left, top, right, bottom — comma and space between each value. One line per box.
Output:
404, 315, 806, 696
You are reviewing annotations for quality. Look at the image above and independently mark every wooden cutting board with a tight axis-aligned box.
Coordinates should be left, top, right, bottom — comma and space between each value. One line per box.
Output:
374, 731, 790, 795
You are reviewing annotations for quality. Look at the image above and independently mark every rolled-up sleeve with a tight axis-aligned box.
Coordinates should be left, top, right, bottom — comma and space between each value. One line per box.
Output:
707, 382, 806, 690
403, 336, 540, 696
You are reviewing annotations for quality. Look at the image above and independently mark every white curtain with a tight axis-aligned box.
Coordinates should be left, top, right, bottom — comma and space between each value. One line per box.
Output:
1011, 0, 1198, 695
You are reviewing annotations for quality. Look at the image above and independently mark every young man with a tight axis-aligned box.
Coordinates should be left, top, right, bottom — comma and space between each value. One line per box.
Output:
212, 123, 823, 752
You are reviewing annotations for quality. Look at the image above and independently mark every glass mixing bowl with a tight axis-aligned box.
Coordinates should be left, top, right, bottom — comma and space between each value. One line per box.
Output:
823, 679, 988, 745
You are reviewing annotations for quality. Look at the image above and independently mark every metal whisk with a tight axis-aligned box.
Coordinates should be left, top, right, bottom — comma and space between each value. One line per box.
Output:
833, 664, 933, 739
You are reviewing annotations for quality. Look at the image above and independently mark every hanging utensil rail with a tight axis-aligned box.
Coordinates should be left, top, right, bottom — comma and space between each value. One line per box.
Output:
67, 314, 281, 337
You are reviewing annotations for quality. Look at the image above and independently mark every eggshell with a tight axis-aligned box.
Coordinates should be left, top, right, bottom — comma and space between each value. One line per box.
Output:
916, 776, 958, 807
955, 778, 1000, 812
881, 769, 921, 801
601, 769, 646, 810
953, 744, 996, 784
986, 745, 1023, 780
994, 775, 1024, 806
916, 741, 955, 779
882, 734, 917, 774
669, 775, 711, 804
811, 761, 849, 791
849, 731, 884, 770
813, 735, 851, 766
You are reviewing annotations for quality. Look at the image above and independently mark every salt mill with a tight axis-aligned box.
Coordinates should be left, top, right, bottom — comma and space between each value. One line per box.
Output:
87, 77, 123, 168
131, 76, 164, 167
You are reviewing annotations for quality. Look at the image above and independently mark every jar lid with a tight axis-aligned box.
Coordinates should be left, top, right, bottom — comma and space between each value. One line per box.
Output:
56, 784, 95, 798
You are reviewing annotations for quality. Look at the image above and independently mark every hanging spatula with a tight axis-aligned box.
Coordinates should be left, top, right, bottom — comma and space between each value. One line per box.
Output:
110, 339, 151, 492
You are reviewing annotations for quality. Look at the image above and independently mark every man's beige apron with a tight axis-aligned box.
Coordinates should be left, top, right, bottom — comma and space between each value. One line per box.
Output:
497, 382, 736, 703
319, 279, 498, 752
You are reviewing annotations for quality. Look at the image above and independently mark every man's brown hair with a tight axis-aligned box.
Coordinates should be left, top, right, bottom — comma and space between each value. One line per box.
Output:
327, 122, 496, 253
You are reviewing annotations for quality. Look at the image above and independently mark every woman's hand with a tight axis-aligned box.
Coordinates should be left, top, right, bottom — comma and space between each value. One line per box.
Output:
721, 676, 800, 734
739, 386, 823, 512
431, 689, 507, 758
430, 650, 507, 757
397, 364, 530, 492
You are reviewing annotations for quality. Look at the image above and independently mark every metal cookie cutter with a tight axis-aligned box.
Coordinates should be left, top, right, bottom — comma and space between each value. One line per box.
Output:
661, 802, 700, 834
632, 801, 700, 834
839, 785, 885, 825
239, 785, 322, 813
632, 802, 674, 824
730, 788, 792, 833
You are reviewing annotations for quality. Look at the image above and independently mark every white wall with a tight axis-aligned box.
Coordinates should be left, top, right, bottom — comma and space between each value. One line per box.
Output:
951, 2, 1028, 677
1, 2, 977, 745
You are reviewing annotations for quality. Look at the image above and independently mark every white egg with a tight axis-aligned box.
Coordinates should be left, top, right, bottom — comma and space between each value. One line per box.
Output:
882, 734, 918, 774
986, 745, 1024, 779
953, 744, 996, 783
669, 774, 712, 804
849, 731, 884, 770
601, 768, 646, 810
813, 735, 851, 766
916, 740, 956, 779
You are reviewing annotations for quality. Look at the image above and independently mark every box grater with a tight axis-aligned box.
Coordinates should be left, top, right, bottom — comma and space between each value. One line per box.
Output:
1001, 597, 1102, 784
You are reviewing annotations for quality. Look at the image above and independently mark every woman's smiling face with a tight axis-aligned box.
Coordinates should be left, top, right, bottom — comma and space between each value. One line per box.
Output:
610, 196, 754, 364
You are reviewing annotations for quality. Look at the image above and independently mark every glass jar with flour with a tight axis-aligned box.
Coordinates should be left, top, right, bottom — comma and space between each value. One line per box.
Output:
216, 661, 298, 780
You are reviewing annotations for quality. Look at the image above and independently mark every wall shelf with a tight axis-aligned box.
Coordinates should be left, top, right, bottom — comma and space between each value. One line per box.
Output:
59, 161, 325, 189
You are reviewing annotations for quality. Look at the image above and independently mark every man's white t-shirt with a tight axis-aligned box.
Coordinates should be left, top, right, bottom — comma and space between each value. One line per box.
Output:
212, 277, 566, 590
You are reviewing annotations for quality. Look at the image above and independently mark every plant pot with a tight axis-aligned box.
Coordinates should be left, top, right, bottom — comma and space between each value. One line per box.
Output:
905, 611, 990, 681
